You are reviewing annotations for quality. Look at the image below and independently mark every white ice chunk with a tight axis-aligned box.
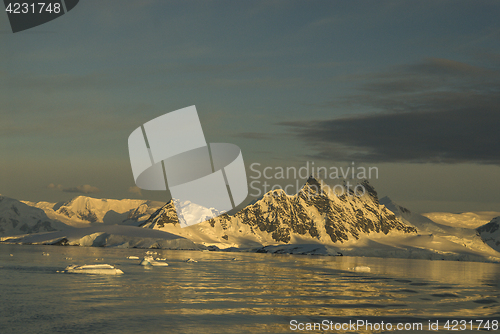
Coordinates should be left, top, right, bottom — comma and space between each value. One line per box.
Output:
140, 256, 168, 267
350, 266, 371, 272
63, 264, 124, 275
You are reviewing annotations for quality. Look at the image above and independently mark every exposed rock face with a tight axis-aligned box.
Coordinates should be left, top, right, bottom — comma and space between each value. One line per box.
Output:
141, 177, 417, 245
477, 217, 500, 252
0, 196, 60, 236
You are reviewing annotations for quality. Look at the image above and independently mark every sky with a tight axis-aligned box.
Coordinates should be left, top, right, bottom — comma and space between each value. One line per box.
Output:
1, 0, 499, 213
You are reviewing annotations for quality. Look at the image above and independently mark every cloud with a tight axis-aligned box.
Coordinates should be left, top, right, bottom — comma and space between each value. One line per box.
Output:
128, 186, 142, 196
48, 183, 101, 194
47, 183, 63, 190
281, 57, 500, 164
63, 185, 101, 194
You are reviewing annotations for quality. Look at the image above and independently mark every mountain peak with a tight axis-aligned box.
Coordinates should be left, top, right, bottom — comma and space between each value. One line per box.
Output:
380, 196, 411, 215
305, 175, 322, 188
0, 196, 61, 235
359, 179, 378, 203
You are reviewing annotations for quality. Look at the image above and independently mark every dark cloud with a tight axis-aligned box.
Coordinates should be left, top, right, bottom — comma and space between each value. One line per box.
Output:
63, 185, 101, 194
281, 58, 500, 164
48, 184, 101, 194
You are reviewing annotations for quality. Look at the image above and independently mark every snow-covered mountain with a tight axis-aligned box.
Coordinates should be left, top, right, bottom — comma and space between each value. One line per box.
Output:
477, 216, 500, 252
141, 177, 417, 247
380, 196, 460, 235
1, 196, 201, 249
0, 196, 67, 236
2, 181, 499, 262
380, 197, 500, 261
23, 196, 164, 227
421, 211, 500, 229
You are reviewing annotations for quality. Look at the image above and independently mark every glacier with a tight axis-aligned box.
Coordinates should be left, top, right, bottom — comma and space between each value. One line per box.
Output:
2, 225, 206, 250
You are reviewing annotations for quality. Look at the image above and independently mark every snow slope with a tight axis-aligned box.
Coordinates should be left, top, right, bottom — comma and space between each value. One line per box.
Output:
422, 211, 500, 229
173, 199, 222, 227
380, 196, 461, 235
0, 196, 68, 236
379, 197, 500, 261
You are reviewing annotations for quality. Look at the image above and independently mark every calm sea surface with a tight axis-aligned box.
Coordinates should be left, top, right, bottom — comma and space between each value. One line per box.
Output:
0, 244, 499, 333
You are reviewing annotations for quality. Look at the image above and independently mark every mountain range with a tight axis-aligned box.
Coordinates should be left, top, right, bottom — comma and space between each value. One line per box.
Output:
21, 196, 163, 227
1, 177, 499, 262
140, 178, 417, 247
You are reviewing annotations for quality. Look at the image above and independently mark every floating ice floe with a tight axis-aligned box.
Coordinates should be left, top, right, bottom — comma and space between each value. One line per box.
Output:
350, 266, 371, 272
140, 256, 168, 267
186, 258, 197, 263
127, 256, 140, 260
62, 264, 124, 275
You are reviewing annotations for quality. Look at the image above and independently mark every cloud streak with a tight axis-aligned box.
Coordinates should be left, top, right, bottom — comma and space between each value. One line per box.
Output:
48, 183, 101, 194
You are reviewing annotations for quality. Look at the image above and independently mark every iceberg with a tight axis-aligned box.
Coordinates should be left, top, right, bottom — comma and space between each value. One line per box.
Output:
351, 266, 371, 272
140, 256, 168, 266
63, 264, 124, 275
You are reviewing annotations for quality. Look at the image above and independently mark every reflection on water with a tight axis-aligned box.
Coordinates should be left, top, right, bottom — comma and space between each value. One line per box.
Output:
0, 244, 499, 333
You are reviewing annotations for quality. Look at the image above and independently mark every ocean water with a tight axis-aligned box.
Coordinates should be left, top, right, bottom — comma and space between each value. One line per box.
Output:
0, 244, 499, 334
